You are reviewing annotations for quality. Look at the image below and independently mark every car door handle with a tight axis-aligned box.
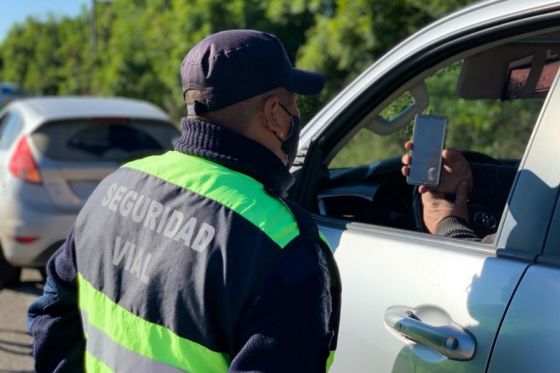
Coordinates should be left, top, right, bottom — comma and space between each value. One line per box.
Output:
384, 306, 476, 361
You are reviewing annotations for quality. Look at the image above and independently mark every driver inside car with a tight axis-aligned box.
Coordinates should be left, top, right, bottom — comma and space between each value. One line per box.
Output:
401, 140, 494, 242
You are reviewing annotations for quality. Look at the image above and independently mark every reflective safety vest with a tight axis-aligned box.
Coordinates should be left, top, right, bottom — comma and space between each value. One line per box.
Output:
74, 150, 336, 372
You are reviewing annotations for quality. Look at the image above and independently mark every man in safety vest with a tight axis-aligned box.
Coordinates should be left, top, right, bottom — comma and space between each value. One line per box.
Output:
28, 29, 341, 372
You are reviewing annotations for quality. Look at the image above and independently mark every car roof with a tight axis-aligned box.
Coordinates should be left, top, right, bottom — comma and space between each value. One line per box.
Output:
4, 96, 172, 130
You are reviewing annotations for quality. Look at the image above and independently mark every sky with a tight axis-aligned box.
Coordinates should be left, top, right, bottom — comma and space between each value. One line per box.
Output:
0, 0, 90, 43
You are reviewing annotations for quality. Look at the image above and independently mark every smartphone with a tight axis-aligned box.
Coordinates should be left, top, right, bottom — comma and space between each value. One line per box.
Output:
406, 114, 447, 187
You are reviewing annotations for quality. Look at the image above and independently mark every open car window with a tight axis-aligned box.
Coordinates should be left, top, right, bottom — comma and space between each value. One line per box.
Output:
317, 32, 560, 243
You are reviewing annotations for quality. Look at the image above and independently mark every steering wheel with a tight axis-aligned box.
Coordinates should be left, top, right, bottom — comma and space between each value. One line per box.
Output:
411, 151, 502, 237
460, 150, 502, 165
411, 188, 499, 236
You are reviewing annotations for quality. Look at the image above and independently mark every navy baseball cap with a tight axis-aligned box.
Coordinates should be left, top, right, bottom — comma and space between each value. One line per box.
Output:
180, 29, 325, 114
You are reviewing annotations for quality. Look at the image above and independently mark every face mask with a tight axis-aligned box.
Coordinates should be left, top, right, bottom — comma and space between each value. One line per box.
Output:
278, 103, 301, 168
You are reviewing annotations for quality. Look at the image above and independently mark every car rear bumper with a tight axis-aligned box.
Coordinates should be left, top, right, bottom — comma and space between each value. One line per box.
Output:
0, 213, 76, 267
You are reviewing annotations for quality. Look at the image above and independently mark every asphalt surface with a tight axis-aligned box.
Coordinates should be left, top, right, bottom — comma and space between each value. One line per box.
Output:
0, 269, 42, 373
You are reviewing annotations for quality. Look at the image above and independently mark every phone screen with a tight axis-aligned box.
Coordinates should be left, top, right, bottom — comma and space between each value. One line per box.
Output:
407, 114, 447, 187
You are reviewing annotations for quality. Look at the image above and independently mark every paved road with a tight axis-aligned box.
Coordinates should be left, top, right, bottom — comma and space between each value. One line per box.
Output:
0, 269, 42, 373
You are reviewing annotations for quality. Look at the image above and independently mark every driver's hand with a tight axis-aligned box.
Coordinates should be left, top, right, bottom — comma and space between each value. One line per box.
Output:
401, 141, 473, 195
421, 180, 470, 234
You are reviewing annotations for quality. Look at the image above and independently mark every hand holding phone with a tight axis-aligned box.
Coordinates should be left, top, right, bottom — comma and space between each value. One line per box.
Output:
406, 114, 447, 188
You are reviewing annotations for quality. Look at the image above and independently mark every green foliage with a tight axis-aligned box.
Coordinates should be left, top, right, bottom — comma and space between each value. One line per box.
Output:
0, 0, 475, 123
296, 0, 474, 121
425, 60, 540, 158
330, 127, 410, 168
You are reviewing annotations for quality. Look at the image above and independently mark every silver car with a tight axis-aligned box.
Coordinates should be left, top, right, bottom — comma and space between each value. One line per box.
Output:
0, 97, 179, 282
291, 1, 560, 371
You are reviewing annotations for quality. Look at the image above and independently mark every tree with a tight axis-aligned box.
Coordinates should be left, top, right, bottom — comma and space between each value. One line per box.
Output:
296, 0, 475, 120
0, 0, 476, 122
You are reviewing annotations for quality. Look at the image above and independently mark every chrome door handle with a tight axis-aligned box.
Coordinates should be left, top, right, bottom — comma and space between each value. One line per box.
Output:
384, 306, 476, 361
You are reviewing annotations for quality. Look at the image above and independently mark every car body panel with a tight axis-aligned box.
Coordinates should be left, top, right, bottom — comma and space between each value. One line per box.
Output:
294, 1, 560, 371
0, 214, 75, 267
497, 67, 560, 256
38, 159, 116, 210
487, 78, 560, 372
324, 223, 528, 372
543, 197, 560, 258
487, 265, 560, 373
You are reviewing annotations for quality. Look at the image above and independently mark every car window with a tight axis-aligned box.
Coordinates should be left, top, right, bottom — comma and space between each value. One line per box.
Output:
330, 61, 542, 168
30, 119, 179, 162
0, 112, 23, 150
318, 39, 557, 243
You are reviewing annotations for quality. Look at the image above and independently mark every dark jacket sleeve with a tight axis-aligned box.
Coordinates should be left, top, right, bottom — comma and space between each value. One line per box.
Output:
229, 235, 341, 373
436, 216, 495, 243
28, 227, 85, 372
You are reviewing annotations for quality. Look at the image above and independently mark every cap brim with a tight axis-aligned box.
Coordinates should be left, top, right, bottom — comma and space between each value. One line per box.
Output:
286, 69, 325, 95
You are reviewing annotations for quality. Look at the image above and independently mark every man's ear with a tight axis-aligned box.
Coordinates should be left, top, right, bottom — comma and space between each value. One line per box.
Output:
262, 96, 285, 139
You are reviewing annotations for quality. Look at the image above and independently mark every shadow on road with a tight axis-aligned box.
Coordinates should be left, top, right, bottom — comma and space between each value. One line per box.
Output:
0, 329, 31, 356
1, 281, 43, 296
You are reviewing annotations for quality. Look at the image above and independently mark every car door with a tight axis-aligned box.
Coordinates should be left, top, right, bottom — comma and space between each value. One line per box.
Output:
486, 72, 560, 373
291, 3, 560, 372
319, 70, 559, 372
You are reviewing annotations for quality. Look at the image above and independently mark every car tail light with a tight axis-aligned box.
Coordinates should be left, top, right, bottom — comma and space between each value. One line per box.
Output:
9, 137, 42, 184
13, 236, 39, 244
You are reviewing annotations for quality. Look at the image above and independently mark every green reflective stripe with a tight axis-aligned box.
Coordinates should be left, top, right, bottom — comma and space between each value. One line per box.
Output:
124, 151, 299, 248
326, 351, 335, 371
78, 273, 230, 372
85, 351, 113, 373
82, 310, 187, 373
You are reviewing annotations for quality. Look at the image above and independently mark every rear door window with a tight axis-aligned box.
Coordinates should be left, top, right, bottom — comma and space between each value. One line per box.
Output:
31, 119, 179, 162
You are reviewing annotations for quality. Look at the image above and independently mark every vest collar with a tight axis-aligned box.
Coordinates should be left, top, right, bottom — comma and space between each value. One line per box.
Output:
174, 118, 295, 197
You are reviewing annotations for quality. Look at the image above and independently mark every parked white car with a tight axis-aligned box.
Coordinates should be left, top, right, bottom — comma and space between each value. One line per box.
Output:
0, 97, 179, 283
291, 1, 560, 371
